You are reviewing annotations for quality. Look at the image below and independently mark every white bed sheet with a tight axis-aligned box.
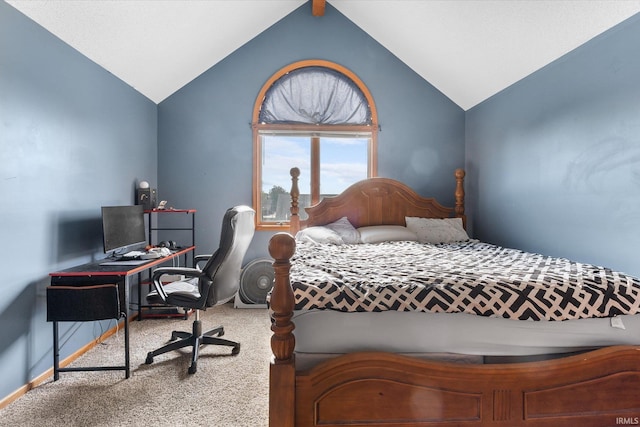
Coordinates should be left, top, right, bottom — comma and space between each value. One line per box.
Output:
292, 309, 640, 365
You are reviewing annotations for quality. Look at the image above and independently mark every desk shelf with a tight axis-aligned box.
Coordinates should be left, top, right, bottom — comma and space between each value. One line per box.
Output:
142, 209, 197, 320
145, 208, 196, 249
136, 246, 196, 320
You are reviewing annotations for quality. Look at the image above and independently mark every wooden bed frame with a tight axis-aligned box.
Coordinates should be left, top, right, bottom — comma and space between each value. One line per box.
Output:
267, 168, 640, 427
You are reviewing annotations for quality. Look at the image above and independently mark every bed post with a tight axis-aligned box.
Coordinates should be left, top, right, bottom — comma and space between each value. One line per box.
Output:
289, 167, 300, 236
268, 232, 297, 427
455, 168, 466, 228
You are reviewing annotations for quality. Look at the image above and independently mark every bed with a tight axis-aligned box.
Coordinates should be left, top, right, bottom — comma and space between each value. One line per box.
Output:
267, 167, 640, 427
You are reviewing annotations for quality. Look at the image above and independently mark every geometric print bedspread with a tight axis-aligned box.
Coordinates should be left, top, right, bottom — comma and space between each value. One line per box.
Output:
290, 240, 640, 321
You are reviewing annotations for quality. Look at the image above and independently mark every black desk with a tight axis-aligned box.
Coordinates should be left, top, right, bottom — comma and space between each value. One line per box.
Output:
48, 246, 195, 380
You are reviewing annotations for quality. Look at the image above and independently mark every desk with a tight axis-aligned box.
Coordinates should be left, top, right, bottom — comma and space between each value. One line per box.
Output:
48, 246, 195, 380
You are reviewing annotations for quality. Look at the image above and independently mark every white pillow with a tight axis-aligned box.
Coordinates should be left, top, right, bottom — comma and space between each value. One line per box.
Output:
405, 217, 469, 244
296, 226, 344, 245
357, 225, 418, 244
325, 217, 360, 244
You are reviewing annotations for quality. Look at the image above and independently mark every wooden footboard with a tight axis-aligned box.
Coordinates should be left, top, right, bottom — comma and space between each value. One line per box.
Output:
268, 232, 640, 426
294, 348, 640, 426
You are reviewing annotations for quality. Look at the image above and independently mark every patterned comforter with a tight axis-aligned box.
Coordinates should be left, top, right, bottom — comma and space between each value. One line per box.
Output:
290, 240, 640, 321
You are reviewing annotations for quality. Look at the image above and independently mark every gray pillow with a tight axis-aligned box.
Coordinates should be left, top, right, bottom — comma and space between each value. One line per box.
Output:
405, 217, 469, 244
357, 225, 418, 243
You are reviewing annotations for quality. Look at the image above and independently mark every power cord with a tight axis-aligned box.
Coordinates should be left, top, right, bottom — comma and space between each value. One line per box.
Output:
94, 318, 118, 346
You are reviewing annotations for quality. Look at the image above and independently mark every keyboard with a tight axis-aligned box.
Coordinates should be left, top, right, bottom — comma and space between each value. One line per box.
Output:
122, 250, 147, 258
100, 259, 149, 266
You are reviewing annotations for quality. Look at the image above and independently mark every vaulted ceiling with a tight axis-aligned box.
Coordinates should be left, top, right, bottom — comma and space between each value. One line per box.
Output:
6, 0, 640, 110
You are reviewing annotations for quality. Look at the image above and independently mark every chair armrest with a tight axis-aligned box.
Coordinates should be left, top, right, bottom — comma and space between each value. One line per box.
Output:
194, 249, 219, 269
151, 266, 202, 282
150, 267, 204, 302
194, 254, 211, 269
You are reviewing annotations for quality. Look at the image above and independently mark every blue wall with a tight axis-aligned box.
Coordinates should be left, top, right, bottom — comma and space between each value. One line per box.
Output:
466, 13, 640, 276
157, 2, 465, 261
0, 2, 157, 399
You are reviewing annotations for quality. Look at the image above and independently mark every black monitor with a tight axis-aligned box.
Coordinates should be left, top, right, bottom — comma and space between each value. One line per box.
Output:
101, 205, 147, 256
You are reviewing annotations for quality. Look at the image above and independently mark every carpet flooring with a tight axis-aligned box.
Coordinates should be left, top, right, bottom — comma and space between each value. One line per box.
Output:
0, 303, 271, 427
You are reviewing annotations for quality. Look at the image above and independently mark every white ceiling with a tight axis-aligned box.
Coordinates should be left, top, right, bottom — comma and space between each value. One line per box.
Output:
6, 0, 640, 109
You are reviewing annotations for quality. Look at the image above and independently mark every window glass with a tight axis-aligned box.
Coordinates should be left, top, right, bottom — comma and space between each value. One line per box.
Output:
259, 134, 369, 224
260, 135, 310, 223
319, 137, 368, 196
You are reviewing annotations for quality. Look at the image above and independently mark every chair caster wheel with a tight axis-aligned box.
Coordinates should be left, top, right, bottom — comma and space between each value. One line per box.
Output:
232, 344, 240, 355
145, 354, 154, 364
188, 364, 197, 374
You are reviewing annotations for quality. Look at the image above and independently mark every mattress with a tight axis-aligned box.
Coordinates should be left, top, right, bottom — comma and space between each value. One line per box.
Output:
292, 309, 640, 368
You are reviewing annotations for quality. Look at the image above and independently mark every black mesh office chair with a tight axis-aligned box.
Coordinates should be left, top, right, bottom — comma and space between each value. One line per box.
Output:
144, 205, 255, 374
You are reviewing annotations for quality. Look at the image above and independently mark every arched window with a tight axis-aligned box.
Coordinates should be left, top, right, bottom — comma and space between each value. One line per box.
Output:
252, 60, 378, 230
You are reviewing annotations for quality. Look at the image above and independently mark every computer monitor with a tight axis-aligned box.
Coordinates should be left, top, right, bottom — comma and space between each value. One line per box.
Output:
101, 205, 147, 257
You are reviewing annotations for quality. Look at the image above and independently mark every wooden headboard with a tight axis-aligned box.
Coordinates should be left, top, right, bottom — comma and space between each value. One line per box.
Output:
288, 167, 466, 235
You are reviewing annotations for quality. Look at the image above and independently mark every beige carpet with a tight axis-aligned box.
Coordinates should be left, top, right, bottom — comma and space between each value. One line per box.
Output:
0, 303, 271, 427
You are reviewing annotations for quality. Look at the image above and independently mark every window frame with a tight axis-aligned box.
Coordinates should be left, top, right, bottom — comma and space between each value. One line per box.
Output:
252, 60, 378, 231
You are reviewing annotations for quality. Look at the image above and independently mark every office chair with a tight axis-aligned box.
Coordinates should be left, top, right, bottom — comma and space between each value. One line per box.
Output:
144, 205, 255, 374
